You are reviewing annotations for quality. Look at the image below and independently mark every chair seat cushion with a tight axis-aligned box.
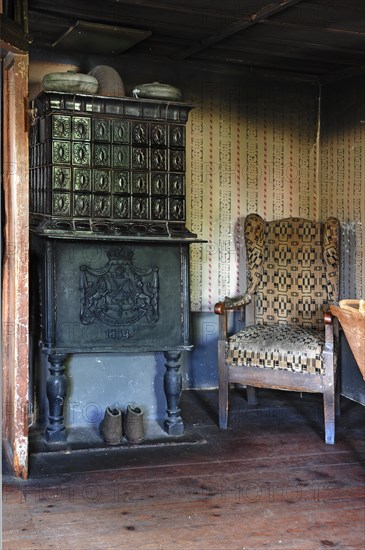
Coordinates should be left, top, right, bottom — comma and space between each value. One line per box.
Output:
228, 324, 325, 374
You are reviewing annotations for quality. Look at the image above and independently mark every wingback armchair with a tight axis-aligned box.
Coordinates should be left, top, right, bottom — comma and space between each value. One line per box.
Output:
214, 214, 340, 444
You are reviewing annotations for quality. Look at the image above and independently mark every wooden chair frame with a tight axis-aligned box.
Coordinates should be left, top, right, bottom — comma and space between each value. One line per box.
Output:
215, 300, 340, 444
214, 215, 341, 445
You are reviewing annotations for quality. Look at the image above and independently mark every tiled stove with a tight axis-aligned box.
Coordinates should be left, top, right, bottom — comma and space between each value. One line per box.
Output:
29, 92, 199, 442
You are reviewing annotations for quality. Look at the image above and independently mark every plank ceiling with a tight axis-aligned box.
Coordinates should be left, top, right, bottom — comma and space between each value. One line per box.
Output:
27, 0, 365, 83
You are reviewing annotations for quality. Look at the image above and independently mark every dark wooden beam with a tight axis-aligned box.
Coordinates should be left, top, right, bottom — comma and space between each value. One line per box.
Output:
320, 64, 365, 84
233, 36, 365, 59
30, 44, 320, 84
27, 6, 211, 39
29, 0, 249, 21
174, 0, 306, 60
181, 56, 320, 83
197, 50, 341, 75
207, 42, 362, 67
0, 14, 32, 53
260, 19, 365, 36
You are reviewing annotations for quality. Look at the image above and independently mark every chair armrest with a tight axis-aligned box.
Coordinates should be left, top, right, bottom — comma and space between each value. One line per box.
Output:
217, 293, 252, 311
214, 301, 226, 315
214, 294, 252, 342
324, 310, 334, 325
324, 309, 336, 354
214, 301, 228, 341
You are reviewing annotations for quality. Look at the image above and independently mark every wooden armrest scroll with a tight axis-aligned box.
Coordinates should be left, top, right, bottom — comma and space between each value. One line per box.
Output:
324, 310, 334, 325
214, 301, 226, 315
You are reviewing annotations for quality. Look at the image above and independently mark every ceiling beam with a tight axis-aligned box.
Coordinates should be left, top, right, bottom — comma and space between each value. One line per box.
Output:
29, 0, 239, 20
208, 42, 365, 66
29, 44, 320, 84
181, 56, 320, 83
232, 36, 365, 58
260, 19, 365, 36
199, 50, 343, 72
196, 50, 334, 75
174, 0, 306, 60
27, 7, 212, 38
320, 64, 365, 84
0, 14, 32, 54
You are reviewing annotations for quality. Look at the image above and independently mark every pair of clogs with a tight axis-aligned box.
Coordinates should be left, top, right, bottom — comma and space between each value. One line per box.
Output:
100, 404, 144, 445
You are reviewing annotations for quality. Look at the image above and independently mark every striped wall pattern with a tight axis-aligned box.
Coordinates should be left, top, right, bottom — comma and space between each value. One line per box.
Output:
186, 82, 320, 311
320, 77, 365, 301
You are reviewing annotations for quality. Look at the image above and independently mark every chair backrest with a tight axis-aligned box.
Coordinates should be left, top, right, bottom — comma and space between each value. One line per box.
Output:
244, 214, 340, 330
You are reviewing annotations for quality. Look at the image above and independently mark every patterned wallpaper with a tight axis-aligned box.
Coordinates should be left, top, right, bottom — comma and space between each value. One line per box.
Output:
185, 81, 320, 311
185, 77, 364, 311
320, 76, 365, 301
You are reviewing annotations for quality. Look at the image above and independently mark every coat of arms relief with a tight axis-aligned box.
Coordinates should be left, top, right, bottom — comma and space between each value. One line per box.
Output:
80, 248, 159, 327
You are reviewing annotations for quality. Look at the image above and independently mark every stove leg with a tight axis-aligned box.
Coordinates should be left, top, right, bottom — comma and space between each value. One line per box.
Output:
45, 353, 68, 443
163, 350, 184, 435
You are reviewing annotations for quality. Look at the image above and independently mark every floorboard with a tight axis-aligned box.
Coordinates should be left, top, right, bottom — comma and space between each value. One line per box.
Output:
3, 389, 365, 549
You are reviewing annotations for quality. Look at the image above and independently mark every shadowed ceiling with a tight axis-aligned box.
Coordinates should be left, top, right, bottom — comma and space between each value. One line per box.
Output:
26, 0, 365, 83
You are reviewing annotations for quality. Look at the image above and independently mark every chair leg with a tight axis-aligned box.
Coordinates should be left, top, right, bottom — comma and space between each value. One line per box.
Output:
219, 383, 228, 429
323, 322, 336, 444
218, 341, 228, 429
323, 386, 335, 444
246, 386, 257, 405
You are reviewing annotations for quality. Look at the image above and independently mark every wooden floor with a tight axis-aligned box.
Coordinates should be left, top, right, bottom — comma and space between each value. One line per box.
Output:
3, 389, 365, 549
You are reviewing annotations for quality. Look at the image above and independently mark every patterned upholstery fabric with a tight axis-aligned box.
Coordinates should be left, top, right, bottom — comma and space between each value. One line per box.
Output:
244, 213, 265, 295
323, 217, 340, 303
228, 324, 325, 374
226, 215, 340, 374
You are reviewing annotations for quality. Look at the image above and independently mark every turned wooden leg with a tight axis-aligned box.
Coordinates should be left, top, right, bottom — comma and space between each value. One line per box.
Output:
163, 351, 184, 436
46, 354, 68, 443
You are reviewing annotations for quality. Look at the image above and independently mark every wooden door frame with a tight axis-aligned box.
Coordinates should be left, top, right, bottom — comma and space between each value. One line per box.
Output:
2, 50, 30, 479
